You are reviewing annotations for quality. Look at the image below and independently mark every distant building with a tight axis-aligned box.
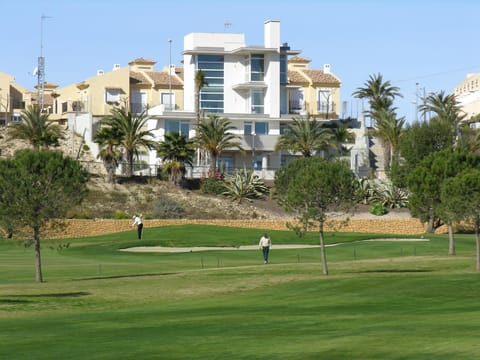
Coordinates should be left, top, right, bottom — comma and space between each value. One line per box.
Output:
2, 20, 371, 180
454, 73, 480, 126
0, 72, 34, 126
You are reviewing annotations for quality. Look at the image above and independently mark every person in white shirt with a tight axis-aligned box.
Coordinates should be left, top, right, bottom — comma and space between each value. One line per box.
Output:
132, 214, 143, 240
258, 233, 271, 264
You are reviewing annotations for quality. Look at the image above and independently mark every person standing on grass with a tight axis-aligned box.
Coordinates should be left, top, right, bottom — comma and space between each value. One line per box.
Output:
132, 214, 143, 240
259, 233, 271, 264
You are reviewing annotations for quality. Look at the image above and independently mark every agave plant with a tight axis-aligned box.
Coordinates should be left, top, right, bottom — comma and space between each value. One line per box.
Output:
371, 180, 409, 209
354, 177, 376, 205
222, 169, 269, 204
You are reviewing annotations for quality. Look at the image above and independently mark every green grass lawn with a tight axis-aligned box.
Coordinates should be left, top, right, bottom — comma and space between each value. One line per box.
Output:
1, 225, 479, 359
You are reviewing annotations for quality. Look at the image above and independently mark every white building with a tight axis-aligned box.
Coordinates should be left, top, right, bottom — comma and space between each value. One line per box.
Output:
147, 20, 369, 179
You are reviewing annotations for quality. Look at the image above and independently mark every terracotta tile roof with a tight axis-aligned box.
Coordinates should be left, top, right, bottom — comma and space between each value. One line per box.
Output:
289, 56, 311, 63
130, 71, 151, 85
174, 67, 184, 81
146, 71, 183, 87
288, 70, 309, 83
128, 57, 156, 65
301, 69, 341, 85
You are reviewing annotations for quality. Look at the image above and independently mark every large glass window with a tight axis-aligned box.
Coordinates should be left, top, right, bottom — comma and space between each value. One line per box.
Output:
250, 54, 264, 81
198, 55, 224, 113
251, 89, 264, 114
165, 120, 190, 137
255, 121, 269, 135
280, 54, 288, 85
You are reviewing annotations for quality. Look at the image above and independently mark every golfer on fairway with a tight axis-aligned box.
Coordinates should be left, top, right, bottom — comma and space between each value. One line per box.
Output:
259, 233, 271, 264
132, 214, 143, 240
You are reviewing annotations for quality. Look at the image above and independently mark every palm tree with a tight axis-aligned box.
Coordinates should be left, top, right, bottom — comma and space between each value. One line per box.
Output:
7, 105, 64, 150
324, 120, 355, 156
93, 126, 123, 183
274, 116, 336, 158
100, 107, 156, 177
157, 132, 195, 184
353, 73, 403, 176
194, 70, 208, 168
194, 70, 208, 126
369, 108, 405, 171
352, 73, 402, 118
194, 114, 243, 174
419, 91, 466, 147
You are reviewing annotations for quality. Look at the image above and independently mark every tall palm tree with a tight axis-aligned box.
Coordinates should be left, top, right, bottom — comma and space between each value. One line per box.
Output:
352, 73, 402, 117
157, 132, 195, 184
194, 114, 243, 174
194, 70, 207, 126
419, 90, 466, 147
7, 105, 64, 150
194, 70, 208, 167
100, 107, 156, 177
369, 108, 405, 171
93, 126, 123, 183
353, 73, 403, 176
274, 116, 336, 158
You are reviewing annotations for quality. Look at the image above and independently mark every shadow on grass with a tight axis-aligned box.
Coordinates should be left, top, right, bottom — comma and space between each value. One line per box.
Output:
357, 269, 432, 273
76, 272, 177, 281
0, 291, 91, 303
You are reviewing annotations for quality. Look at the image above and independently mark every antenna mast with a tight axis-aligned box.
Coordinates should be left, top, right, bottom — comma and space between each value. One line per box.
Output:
38, 14, 51, 111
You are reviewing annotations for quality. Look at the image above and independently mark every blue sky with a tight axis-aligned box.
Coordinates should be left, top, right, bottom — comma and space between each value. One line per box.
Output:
2, 0, 479, 122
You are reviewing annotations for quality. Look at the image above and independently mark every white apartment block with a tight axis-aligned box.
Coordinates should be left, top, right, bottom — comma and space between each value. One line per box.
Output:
147, 20, 368, 178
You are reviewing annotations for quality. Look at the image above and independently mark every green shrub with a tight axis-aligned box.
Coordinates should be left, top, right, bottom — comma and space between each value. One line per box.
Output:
369, 203, 388, 216
152, 197, 186, 219
200, 178, 225, 195
113, 211, 130, 219
68, 210, 93, 219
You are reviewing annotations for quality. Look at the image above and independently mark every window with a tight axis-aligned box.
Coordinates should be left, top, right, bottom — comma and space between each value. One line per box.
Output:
251, 89, 265, 114
131, 91, 147, 113
161, 92, 175, 111
244, 122, 253, 135
254, 122, 268, 135
218, 156, 234, 173
198, 55, 224, 113
105, 89, 121, 104
318, 89, 332, 115
250, 54, 264, 81
280, 54, 288, 85
245, 121, 268, 135
165, 120, 190, 137
12, 113, 22, 123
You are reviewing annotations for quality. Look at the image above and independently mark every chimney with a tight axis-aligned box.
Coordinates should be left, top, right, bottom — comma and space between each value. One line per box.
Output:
264, 20, 280, 48
323, 64, 331, 74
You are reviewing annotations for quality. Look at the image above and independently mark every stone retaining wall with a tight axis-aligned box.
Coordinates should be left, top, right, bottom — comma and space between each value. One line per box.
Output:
45, 218, 427, 239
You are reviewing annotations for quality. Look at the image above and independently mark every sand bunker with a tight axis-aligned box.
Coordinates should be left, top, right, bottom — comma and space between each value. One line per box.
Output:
121, 239, 429, 253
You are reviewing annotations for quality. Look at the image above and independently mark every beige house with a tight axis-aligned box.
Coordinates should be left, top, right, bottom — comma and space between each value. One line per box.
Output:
454, 73, 480, 125
49, 57, 183, 159
287, 56, 341, 119
0, 72, 35, 126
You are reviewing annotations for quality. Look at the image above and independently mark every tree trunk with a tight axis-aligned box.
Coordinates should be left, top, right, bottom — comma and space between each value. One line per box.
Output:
476, 215, 480, 272
426, 206, 435, 233
34, 226, 43, 283
210, 153, 217, 175
319, 222, 328, 275
126, 151, 133, 177
448, 220, 455, 255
